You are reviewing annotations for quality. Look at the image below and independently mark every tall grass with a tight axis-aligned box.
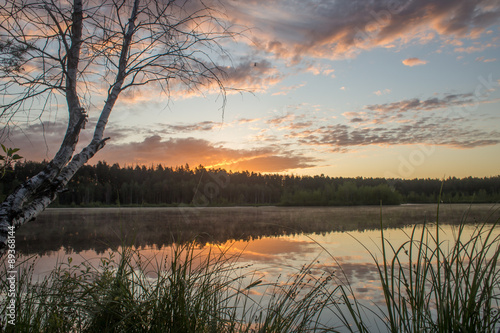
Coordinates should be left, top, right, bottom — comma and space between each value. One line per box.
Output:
339, 203, 500, 332
2, 204, 499, 332
1, 240, 341, 332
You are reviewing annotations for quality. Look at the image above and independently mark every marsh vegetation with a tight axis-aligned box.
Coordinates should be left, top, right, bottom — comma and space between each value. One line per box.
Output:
2, 204, 500, 332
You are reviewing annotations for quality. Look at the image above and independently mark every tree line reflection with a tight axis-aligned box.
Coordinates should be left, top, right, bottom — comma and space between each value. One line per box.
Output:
15, 205, 498, 256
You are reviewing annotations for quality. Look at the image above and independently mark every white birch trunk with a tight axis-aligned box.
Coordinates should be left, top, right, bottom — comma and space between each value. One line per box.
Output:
0, 0, 139, 256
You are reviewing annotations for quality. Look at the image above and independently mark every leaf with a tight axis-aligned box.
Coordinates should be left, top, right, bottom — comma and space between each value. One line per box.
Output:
10, 148, 20, 154
1, 144, 6, 153
244, 280, 263, 290
12, 154, 22, 160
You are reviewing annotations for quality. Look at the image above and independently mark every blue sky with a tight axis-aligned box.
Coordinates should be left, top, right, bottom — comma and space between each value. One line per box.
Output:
5, 0, 500, 178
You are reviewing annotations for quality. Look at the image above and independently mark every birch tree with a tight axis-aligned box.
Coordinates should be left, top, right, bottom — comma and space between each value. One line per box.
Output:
0, 0, 233, 255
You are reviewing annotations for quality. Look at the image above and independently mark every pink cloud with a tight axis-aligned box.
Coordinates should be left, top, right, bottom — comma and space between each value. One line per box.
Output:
223, 0, 500, 61
402, 57, 428, 67
476, 56, 497, 62
102, 136, 320, 173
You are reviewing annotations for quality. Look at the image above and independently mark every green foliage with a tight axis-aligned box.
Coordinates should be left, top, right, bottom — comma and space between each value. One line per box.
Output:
337, 204, 500, 332
281, 182, 402, 206
0, 144, 22, 179
250, 263, 339, 332
2, 204, 500, 332
3, 160, 499, 206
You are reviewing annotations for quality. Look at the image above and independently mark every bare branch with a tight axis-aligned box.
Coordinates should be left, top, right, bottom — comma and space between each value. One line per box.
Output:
0, 0, 238, 256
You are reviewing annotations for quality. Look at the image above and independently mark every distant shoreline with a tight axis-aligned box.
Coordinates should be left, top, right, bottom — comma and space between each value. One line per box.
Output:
4, 161, 500, 207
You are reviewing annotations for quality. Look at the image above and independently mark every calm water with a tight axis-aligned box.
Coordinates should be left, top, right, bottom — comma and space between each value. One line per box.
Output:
12, 204, 500, 330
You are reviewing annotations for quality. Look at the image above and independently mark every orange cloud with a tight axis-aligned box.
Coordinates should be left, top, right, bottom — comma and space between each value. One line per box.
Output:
402, 57, 428, 67
4, 118, 321, 173
304, 63, 335, 77
237, 118, 262, 124
159, 58, 286, 100
271, 83, 306, 96
476, 56, 497, 63
102, 136, 320, 173
224, 0, 500, 61
212, 155, 318, 173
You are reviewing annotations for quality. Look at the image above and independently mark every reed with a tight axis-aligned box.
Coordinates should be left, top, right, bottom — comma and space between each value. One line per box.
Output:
2, 204, 499, 332
339, 203, 500, 332
1, 240, 341, 332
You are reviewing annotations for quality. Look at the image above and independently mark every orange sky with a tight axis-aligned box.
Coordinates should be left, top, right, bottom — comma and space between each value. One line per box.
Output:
2, 0, 500, 178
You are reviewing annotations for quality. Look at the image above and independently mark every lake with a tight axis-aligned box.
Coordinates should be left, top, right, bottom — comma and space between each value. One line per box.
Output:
12, 203, 500, 330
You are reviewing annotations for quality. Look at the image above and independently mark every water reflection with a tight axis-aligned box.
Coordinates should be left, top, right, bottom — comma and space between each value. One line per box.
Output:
11, 204, 500, 331
16, 204, 499, 304
14, 204, 498, 256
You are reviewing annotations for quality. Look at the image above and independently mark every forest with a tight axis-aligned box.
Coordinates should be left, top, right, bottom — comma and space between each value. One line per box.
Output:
1, 161, 499, 207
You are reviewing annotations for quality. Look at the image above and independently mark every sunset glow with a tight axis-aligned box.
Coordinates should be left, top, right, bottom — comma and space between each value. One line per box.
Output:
4, 0, 500, 178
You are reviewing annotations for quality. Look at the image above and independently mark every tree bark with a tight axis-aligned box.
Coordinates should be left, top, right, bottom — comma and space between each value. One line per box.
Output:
0, 0, 226, 257
0, 0, 93, 256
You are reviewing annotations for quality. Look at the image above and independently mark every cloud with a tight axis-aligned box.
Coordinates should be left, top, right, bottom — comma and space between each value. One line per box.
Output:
224, 0, 500, 61
304, 63, 335, 77
290, 122, 500, 150
402, 57, 428, 66
240, 89, 500, 151
159, 121, 222, 133
283, 121, 314, 130
350, 118, 364, 123
166, 57, 286, 99
218, 58, 284, 93
1, 122, 69, 161
0, 119, 130, 162
265, 113, 296, 126
476, 56, 497, 62
1, 118, 156, 163
289, 92, 500, 150
374, 89, 391, 96
102, 136, 320, 172
237, 118, 261, 124
4, 116, 320, 173
271, 82, 306, 96
364, 93, 475, 114
454, 45, 491, 53
92, 59, 281, 106
217, 154, 319, 173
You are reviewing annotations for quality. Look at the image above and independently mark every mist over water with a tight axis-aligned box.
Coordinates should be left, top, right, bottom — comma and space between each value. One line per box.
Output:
12, 204, 499, 331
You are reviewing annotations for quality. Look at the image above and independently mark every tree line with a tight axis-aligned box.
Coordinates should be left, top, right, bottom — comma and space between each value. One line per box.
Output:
1, 161, 499, 206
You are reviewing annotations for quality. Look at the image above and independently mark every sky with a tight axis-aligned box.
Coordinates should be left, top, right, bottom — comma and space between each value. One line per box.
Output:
3, 0, 500, 179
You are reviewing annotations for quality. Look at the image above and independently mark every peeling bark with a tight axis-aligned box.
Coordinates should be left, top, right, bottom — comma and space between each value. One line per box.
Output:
0, 0, 142, 256
0, 0, 87, 256
0, 0, 228, 256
